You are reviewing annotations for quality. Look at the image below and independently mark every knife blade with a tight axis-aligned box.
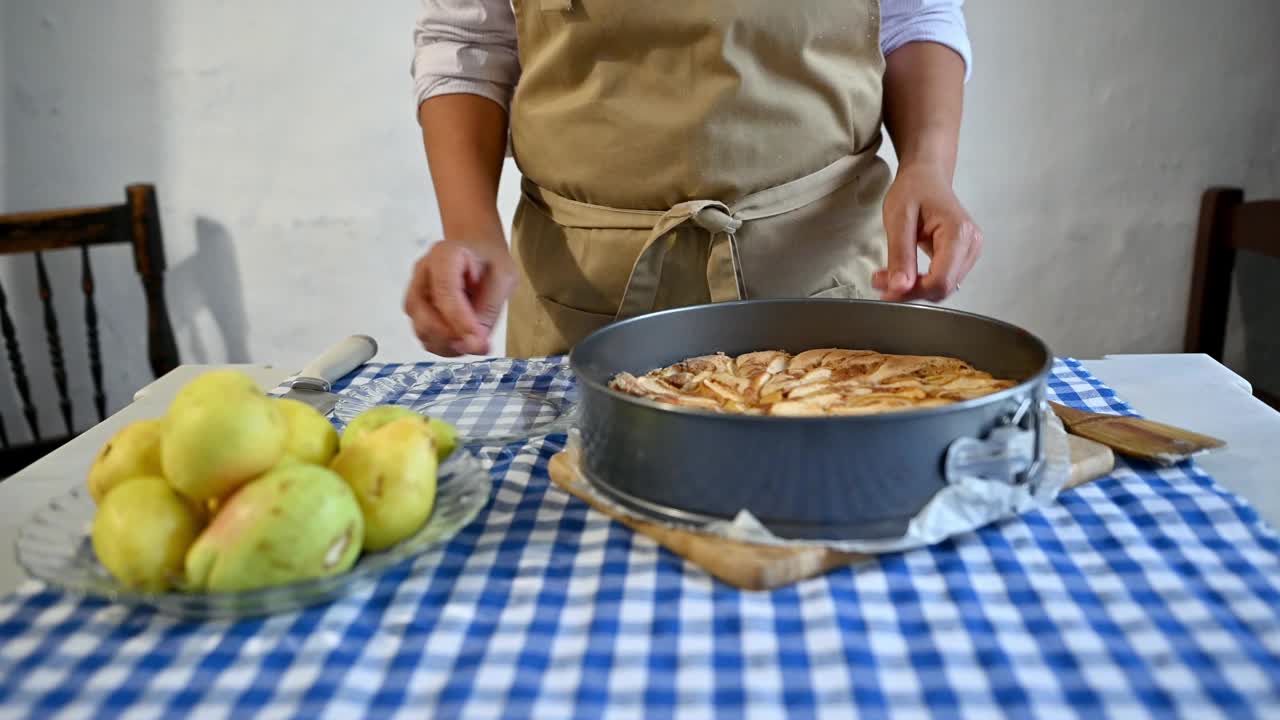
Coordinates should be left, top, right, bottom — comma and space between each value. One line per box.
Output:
276, 335, 378, 415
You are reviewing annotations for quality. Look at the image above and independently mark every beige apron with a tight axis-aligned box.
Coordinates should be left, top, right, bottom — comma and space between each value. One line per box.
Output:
505, 0, 891, 357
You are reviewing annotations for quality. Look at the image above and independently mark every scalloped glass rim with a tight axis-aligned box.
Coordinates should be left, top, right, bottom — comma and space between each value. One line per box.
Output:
331, 360, 579, 446
15, 452, 492, 620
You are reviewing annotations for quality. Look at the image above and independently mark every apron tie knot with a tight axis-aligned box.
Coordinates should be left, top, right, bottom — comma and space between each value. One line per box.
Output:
614, 199, 747, 320
692, 206, 742, 235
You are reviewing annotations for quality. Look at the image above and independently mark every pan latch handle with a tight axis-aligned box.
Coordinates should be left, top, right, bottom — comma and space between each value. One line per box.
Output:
944, 397, 1043, 486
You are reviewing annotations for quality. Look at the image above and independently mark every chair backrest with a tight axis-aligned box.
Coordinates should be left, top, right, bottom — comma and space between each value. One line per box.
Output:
0, 184, 179, 468
1184, 186, 1280, 408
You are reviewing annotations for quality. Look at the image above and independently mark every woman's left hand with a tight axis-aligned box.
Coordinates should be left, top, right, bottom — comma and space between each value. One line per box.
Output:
872, 163, 983, 302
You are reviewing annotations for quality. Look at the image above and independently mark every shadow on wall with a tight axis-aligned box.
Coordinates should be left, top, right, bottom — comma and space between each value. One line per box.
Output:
167, 217, 251, 364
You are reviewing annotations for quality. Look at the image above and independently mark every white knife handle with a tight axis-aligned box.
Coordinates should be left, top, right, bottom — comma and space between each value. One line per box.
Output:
293, 335, 378, 391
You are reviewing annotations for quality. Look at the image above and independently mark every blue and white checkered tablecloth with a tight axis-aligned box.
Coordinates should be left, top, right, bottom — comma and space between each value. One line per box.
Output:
2, 358, 1279, 719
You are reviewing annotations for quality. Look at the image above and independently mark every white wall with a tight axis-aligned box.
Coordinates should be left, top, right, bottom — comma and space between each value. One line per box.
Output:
955, 1, 1280, 355
0, 1, 514, 441
3, 1, 1279, 440
0, 0, 8, 206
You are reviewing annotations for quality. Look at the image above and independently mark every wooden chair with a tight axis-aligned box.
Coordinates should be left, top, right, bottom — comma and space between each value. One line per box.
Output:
1184, 186, 1280, 410
0, 184, 180, 476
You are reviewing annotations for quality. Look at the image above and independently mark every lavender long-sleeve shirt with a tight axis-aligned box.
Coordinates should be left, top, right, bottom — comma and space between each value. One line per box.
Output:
410, 0, 971, 113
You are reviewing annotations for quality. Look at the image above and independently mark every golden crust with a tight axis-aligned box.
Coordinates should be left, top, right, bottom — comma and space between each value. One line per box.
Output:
609, 349, 1016, 417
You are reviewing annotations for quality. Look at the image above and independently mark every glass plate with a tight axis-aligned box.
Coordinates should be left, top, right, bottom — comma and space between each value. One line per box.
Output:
332, 360, 579, 447
15, 453, 491, 620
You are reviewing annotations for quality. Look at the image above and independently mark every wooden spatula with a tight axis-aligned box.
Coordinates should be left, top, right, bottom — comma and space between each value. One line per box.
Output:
1049, 401, 1225, 466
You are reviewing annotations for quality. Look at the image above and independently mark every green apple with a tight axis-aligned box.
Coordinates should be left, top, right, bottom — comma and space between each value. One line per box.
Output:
330, 417, 438, 552
184, 463, 364, 593
86, 419, 165, 504
341, 405, 458, 461
91, 476, 202, 592
275, 398, 340, 466
162, 384, 288, 502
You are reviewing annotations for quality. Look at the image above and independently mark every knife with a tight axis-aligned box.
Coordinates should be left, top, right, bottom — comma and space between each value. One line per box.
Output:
1048, 401, 1225, 467
276, 335, 379, 415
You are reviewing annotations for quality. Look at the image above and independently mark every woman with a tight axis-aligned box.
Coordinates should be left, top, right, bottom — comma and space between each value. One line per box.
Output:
404, 0, 980, 358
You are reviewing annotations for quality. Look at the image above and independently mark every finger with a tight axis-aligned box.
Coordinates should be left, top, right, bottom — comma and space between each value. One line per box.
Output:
430, 247, 484, 339
412, 323, 461, 357
442, 260, 501, 356
447, 337, 478, 357
412, 298, 454, 344
402, 255, 433, 318
451, 316, 491, 356
952, 226, 983, 293
408, 300, 462, 357
429, 337, 464, 358
918, 219, 974, 302
470, 261, 515, 333
449, 258, 513, 356
404, 254, 473, 356
916, 235, 936, 260
404, 273, 464, 357
871, 268, 908, 294
879, 201, 920, 300
947, 242, 983, 298
404, 263, 446, 342
404, 266, 447, 335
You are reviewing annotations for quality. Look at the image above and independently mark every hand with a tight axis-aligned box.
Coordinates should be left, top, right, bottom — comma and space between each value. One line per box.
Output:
403, 237, 517, 357
873, 163, 983, 302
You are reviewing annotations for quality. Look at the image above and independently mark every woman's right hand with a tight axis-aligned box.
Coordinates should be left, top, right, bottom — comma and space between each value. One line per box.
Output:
403, 236, 517, 357
410, 92, 514, 356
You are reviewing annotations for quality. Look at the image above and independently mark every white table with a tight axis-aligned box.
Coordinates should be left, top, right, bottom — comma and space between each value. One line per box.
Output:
1, 354, 1276, 595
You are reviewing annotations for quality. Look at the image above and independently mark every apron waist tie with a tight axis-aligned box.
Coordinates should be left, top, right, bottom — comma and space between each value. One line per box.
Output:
520, 152, 867, 321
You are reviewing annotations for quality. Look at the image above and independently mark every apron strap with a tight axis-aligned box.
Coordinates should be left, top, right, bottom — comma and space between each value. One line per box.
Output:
733, 154, 864, 221
519, 152, 863, 322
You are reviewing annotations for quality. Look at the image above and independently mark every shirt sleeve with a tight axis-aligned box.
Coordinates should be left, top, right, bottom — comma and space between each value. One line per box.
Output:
880, 0, 973, 80
410, 0, 520, 113
409, 0, 972, 116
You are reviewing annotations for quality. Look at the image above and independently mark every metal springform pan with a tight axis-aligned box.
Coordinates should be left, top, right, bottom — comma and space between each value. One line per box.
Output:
568, 299, 1054, 541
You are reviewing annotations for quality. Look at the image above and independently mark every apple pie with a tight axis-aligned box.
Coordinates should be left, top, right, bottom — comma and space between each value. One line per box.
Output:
609, 349, 1017, 416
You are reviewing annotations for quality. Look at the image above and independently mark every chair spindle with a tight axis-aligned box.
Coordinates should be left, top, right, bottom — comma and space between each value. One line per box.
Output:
80, 244, 107, 421
35, 252, 74, 435
0, 277, 40, 441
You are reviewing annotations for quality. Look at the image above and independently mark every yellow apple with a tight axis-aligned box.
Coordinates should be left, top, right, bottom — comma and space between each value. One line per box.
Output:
341, 405, 458, 461
184, 463, 364, 593
169, 370, 262, 411
86, 419, 165, 504
275, 398, 340, 466
339, 406, 419, 450
91, 476, 202, 592
162, 380, 288, 502
330, 417, 438, 552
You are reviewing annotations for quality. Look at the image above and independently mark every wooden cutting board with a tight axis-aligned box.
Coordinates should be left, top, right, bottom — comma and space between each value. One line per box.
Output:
547, 435, 1115, 590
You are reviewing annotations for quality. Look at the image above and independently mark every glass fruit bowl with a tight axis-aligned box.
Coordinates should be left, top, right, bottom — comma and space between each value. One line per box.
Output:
15, 452, 491, 620
331, 359, 579, 448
